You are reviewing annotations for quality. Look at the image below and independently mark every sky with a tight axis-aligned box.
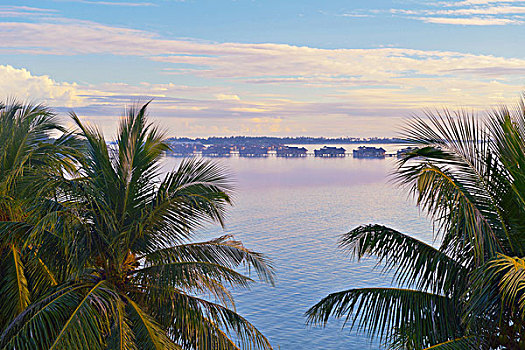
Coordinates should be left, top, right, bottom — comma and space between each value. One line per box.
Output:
0, 0, 524, 137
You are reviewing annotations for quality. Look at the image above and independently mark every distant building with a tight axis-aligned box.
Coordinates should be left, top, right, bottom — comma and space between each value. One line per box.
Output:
276, 146, 307, 157
396, 147, 418, 158
167, 142, 204, 157
353, 146, 386, 159
202, 145, 231, 157
239, 146, 269, 157
314, 146, 346, 157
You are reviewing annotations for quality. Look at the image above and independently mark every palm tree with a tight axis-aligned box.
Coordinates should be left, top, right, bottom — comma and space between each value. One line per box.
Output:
307, 95, 525, 349
0, 102, 274, 350
0, 100, 81, 332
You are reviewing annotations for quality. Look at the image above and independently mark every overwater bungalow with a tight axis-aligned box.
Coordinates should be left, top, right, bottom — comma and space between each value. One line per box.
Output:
167, 142, 204, 157
314, 146, 346, 157
239, 146, 269, 157
202, 145, 231, 157
396, 146, 418, 158
353, 146, 386, 159
276, 146, 307, 157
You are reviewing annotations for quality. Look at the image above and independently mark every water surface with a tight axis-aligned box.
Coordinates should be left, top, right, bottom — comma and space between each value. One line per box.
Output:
162, 144, 433, 350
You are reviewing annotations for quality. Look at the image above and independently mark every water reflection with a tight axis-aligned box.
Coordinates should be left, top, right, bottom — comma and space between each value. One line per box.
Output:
161, 145, 433, 350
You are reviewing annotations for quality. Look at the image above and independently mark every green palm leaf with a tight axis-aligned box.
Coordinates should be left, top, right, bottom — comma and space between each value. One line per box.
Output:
1, 101, 273, 349
0, 244, 30, 328
137, 158, 233, 249
139, 285, 272, 350
475, 254, 525, 314
133, 261, 254, 292
396, 110, 515, 261
341, 224, 467, 295
1, 280, 114, 350
106, 298, 137, 350
142, 235, 274, 285
308, 95, 525, 348
306, 287, 460, 347
421, 336, 479, 350
125, 296, 181, 350
0, 102, 274, 350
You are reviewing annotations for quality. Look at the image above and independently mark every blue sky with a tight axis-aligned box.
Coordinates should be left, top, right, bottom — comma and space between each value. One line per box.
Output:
0, 0, 524, 137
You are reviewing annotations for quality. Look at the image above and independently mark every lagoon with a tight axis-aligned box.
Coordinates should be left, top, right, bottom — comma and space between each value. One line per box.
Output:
163, 144, 433, 350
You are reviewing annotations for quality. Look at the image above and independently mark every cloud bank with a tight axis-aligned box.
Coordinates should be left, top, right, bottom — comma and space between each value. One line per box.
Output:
340, 1, 525, 26
0, 12, 523, 136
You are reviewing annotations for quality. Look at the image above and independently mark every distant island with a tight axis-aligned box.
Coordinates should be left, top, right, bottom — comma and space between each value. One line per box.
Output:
164, 136, 412, 159
167, 136, 405, 146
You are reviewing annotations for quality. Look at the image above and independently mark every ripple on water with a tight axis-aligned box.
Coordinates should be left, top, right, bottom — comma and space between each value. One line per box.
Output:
162, 149, 433, 350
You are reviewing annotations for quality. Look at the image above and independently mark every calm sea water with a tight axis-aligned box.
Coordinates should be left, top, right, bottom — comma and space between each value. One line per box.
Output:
162, 144, 434, 350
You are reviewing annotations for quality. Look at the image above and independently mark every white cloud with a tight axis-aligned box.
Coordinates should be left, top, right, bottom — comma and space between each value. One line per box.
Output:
416, 16, 522, 25
0, 5, 56, 12
56, 0, 156, 6
0, 65, 84, 107
215, 94, 241, 101
1, 20, 524, 82
0, 19, 523, 136
0, 63, 496, 138
438, 0, 525, 6
389, 1, 525, 25
0, 5, 58, 20
437, 5, 525, 15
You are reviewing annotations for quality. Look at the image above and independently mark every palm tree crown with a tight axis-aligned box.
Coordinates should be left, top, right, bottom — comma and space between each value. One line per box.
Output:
1, 102, 274, 350
307, 96, 525, 349
0, 100, 81, 333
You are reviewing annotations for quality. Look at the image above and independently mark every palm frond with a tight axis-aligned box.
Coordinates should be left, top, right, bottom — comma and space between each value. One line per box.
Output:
306, 287, 461, 347
486, 99, 525, 252
138, 285, 272, 350
421, 336, 480, 350
1, 280, 114, 350
387, 327, 478, 350
0, 244, 30, 328
133, 261, 254, 292
398, 153, 506, 262
0, 101, 272, 349
143, 235, 274, 285
124, 158, 234, 255
396, 110, 514, 261
106, 298, 137, 350
478, 254, 525, 313
341, 225, 467, 295
124, 296, 181, 350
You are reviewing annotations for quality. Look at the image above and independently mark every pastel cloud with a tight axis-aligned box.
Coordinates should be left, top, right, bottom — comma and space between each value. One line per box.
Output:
391, 3, 525, 25
384, 0, 525, 25
0, 16, 523, 137
215, 94, 241, 101
0, 64, 427, 137
415, 16, 522, 25
437, 6, 525, 15
0, 5, 58, 20
438, 0, 525, 6
59, 1, 156, 6
1, 20, 524, 83
0, 65, 84, 107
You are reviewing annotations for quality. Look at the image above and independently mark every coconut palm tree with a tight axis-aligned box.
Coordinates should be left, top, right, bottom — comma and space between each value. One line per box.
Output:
0, 102, 274, 350
307, 96, 525, 349
0, 100, 82, 332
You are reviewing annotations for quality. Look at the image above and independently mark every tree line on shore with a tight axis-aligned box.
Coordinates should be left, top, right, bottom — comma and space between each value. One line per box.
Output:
0, 100, 274, 349
167, 135, 404, 147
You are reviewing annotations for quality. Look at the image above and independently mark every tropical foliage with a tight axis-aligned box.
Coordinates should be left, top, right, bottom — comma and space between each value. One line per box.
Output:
0, 100, 274, 350
0, 100, 81, 332
307, 95, 525, 349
